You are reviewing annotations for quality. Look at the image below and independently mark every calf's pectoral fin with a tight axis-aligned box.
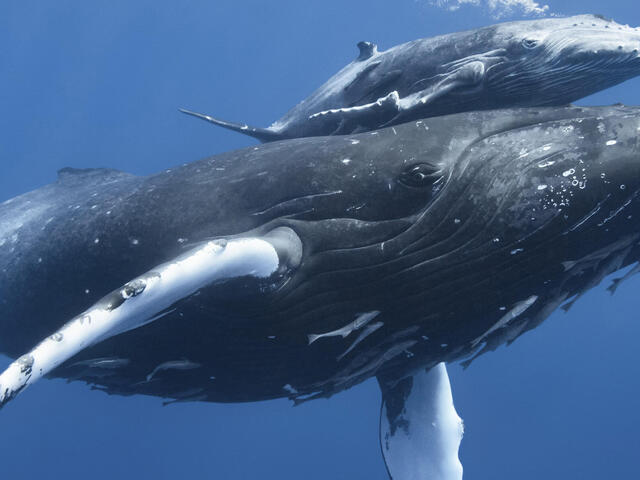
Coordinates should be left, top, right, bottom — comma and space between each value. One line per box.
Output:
378, 363, 463, 480
0, 227, 302, 409
307, 91, 401, 133
388, 61, 486, 126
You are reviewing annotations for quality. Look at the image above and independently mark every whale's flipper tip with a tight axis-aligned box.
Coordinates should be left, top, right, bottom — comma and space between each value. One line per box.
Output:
179, 107, 282, 143
378, 363, 464, 480
0, 228, 304, 409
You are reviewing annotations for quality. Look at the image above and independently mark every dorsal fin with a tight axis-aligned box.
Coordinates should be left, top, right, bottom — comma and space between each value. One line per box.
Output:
356, 41, 378, 61
179, 108, 283, 143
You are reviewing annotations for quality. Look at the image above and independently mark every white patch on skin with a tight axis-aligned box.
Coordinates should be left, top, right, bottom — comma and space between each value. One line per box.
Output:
0, 237, 280, 407
538, 160, 555, 168
308, 311, 381, 345
309, 91, 400, 120
0, 204, 49, 248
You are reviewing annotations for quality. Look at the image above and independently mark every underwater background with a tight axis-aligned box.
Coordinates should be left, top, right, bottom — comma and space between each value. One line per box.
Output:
2, 1, 640, 478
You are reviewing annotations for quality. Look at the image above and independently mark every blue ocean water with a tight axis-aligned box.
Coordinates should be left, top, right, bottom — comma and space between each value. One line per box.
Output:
2, 1, 640, 478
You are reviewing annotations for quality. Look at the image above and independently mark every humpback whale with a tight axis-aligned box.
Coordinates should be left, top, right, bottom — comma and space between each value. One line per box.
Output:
2, 105, 640, 478
181, 14, 640, 141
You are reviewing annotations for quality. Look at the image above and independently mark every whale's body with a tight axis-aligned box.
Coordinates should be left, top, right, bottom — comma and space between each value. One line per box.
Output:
3, 106, 640, 479
3, 104, 640, 400
182, 15, 640, 141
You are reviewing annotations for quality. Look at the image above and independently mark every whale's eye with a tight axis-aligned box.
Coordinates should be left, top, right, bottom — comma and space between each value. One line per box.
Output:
522, 38, 538, 49
399, 163, 441, 188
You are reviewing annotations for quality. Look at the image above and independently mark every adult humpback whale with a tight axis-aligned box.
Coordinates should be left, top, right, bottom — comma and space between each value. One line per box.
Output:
181, 14, 640, 141
2, 105, 640, 478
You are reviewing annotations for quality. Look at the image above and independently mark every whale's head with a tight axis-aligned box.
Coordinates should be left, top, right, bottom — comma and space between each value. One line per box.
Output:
486, 14, 640, 105
284, 105, 640, 388
242, 105, 640, 392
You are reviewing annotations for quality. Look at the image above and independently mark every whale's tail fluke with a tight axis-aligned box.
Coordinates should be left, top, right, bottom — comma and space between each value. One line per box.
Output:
179, 108, 283, 143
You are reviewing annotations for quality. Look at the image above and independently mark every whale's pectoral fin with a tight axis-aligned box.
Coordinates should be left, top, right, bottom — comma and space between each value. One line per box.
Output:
0, 227, 302, 409
308, 91, 401, 134
179, 108, 283, 142
312, 60, 485, 134
386, 60, 486, 126
378, 363, 464, 480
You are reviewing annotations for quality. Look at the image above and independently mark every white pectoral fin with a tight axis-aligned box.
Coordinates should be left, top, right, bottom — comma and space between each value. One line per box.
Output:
308, 91, 401, 129
0, 228, 300, 409
379, 363, 463, 480
392, 60, 486, 124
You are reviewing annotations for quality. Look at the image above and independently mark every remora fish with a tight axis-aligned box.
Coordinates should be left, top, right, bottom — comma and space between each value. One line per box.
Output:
2, 105, 640, 478
146, 360, 202, 382
181, 14, 640, 141
307, 311, 380, 344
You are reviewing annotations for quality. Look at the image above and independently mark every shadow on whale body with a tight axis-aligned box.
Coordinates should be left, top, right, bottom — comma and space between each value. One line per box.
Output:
2, 105, 640, 478
182, 14, 640, 141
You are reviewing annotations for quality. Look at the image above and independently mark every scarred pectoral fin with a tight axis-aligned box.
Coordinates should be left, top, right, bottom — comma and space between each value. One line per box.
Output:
0, 227, 301, 409
308, 60, 486, 134
385, 60, 486, 128
307, 91, 401, 134
379, 363, 464, 480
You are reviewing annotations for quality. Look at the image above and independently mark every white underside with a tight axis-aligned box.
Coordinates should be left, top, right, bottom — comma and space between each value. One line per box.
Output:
0, 237, 279, 407
380, 363, 464, 480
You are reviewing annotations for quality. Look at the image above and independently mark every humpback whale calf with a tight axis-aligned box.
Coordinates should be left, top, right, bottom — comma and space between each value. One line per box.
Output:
2, 105, 640, 478
181, 14, 640, 141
